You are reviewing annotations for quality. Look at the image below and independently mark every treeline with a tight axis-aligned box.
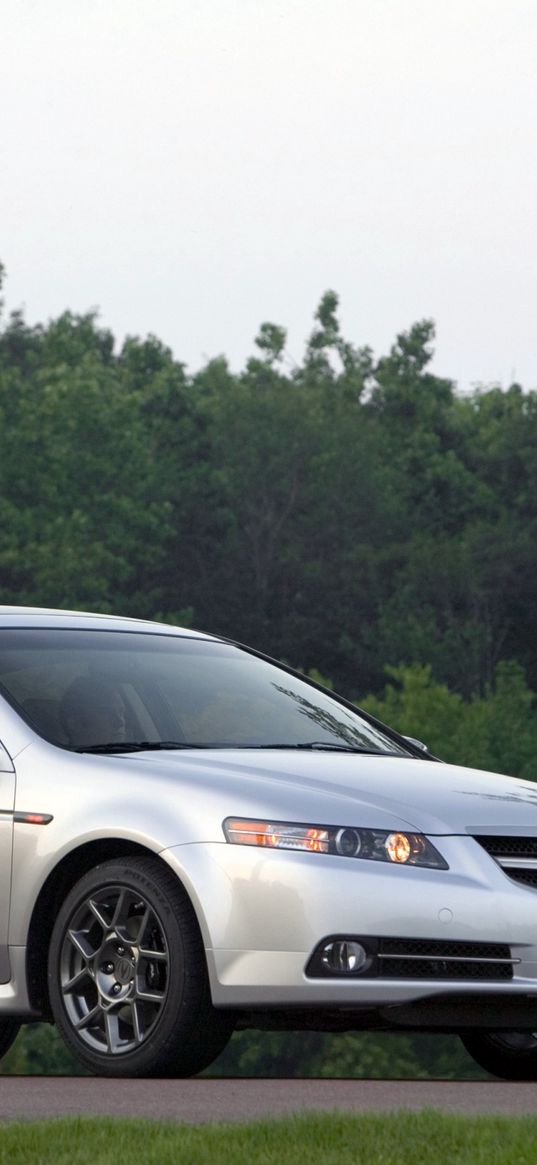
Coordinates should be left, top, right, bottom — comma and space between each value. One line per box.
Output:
1, 1019, 488, 1080
2, 267, 537, 710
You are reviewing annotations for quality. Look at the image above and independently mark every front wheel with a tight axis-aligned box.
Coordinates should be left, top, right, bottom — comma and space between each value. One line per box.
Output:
48, 856, 234, 1077
461, 1031, 537, 1080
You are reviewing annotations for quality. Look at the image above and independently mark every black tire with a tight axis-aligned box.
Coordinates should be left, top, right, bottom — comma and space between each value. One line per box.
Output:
0, 1019, 20, 1061
47, 856, 234, 1077
461, 1031, 537, 1080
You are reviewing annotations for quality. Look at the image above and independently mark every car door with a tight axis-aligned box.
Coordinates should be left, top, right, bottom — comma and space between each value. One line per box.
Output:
0, 740, 15, 983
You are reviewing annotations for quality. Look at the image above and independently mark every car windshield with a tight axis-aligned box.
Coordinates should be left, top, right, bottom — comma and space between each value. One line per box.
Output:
0, 629, 410, 755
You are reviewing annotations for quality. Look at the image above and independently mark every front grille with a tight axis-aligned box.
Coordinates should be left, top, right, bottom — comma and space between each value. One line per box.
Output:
377, 937, 514, 981
503, 869, 537, 888
473, 835, 537, 891
475, 835, 537, 859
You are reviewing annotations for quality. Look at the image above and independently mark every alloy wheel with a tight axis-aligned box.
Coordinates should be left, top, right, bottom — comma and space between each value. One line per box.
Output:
59, 883, 169, 1055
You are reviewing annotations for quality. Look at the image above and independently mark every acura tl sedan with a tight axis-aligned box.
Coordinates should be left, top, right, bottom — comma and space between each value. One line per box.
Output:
1, 608, 537, 1080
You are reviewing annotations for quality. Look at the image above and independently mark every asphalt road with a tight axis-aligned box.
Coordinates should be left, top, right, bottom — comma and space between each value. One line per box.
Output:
1, 1078, 537, 1122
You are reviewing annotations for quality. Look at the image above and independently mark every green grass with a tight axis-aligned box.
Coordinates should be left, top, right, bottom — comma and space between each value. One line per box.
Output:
2, 1112, 537, 1165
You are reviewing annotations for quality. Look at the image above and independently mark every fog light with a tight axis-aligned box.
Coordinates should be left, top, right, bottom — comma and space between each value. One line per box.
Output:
321, 940, 368, 974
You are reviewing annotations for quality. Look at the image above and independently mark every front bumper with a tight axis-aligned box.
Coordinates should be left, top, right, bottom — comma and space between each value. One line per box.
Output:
163, 836, 537, 1008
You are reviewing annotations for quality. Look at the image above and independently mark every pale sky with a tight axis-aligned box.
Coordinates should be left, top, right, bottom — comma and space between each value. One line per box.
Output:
2, 0, 536, 390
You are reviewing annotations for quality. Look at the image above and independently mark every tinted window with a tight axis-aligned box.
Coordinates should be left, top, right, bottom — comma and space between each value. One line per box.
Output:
0, 629, 408, 755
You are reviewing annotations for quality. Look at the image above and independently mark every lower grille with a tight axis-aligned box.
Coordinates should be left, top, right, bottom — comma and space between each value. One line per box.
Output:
378, 938, 514, 981
379, 957, 512, 981
305, 935, 516, 980
473, 835, 537, 890
380, 938, 511, 959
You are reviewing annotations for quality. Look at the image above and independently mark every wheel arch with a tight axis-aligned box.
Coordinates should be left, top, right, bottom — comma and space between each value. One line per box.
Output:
25, 838, 199, 1015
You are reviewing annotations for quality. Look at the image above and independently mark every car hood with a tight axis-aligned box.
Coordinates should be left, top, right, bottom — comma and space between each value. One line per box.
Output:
121, 748, 537, 836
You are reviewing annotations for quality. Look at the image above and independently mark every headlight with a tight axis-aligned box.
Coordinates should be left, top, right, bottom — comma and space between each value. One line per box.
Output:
223, 818, 448, 869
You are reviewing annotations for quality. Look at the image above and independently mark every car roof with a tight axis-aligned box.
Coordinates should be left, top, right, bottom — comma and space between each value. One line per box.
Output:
0, 606, 214, 639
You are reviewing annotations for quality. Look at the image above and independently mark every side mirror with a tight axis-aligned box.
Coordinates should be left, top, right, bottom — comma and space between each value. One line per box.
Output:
403, 735, 429, 753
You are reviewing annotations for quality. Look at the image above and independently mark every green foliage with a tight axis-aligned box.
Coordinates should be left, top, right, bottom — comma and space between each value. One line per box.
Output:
254, 322, 287, 364
306, 668, 334, 689
2, 270, 537, 701
1, 1021, 483, 1081
361, 660, 537, 778
4, 1113, 537, 1165
1, 1023, 85, 1075
207, 1029, 484, 1079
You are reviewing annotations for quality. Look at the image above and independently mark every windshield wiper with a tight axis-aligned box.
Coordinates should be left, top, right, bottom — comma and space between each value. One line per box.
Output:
77, 740, 396, 755
76, 741, 205, 754
235, 742, 392, 754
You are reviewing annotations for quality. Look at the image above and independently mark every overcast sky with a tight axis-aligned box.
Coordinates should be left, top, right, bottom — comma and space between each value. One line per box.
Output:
2, 0, 536, 390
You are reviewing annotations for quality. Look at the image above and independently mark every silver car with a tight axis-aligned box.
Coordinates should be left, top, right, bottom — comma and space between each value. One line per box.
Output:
1, 606, 537, 1080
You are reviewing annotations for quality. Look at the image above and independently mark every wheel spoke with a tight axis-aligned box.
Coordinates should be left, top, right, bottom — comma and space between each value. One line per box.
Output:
67, 928, 98, 961
104, 1010, 121, 1053
134, 987, 166, 1003
110, 888, 127, 929
62, 965, 93, 993
138, 947, 167, 962
135, 906, 151, 944
88, 897, 113, 931
130, 1001, 144, 1044
75, 1003, 103, 1032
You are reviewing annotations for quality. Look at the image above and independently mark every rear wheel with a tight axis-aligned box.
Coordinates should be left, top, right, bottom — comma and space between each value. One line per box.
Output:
461, 1031, 537, 1080
47, 857, 234, 1077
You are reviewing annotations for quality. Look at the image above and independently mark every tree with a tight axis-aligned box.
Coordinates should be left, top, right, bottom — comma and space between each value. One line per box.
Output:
360, 660, 537, 778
